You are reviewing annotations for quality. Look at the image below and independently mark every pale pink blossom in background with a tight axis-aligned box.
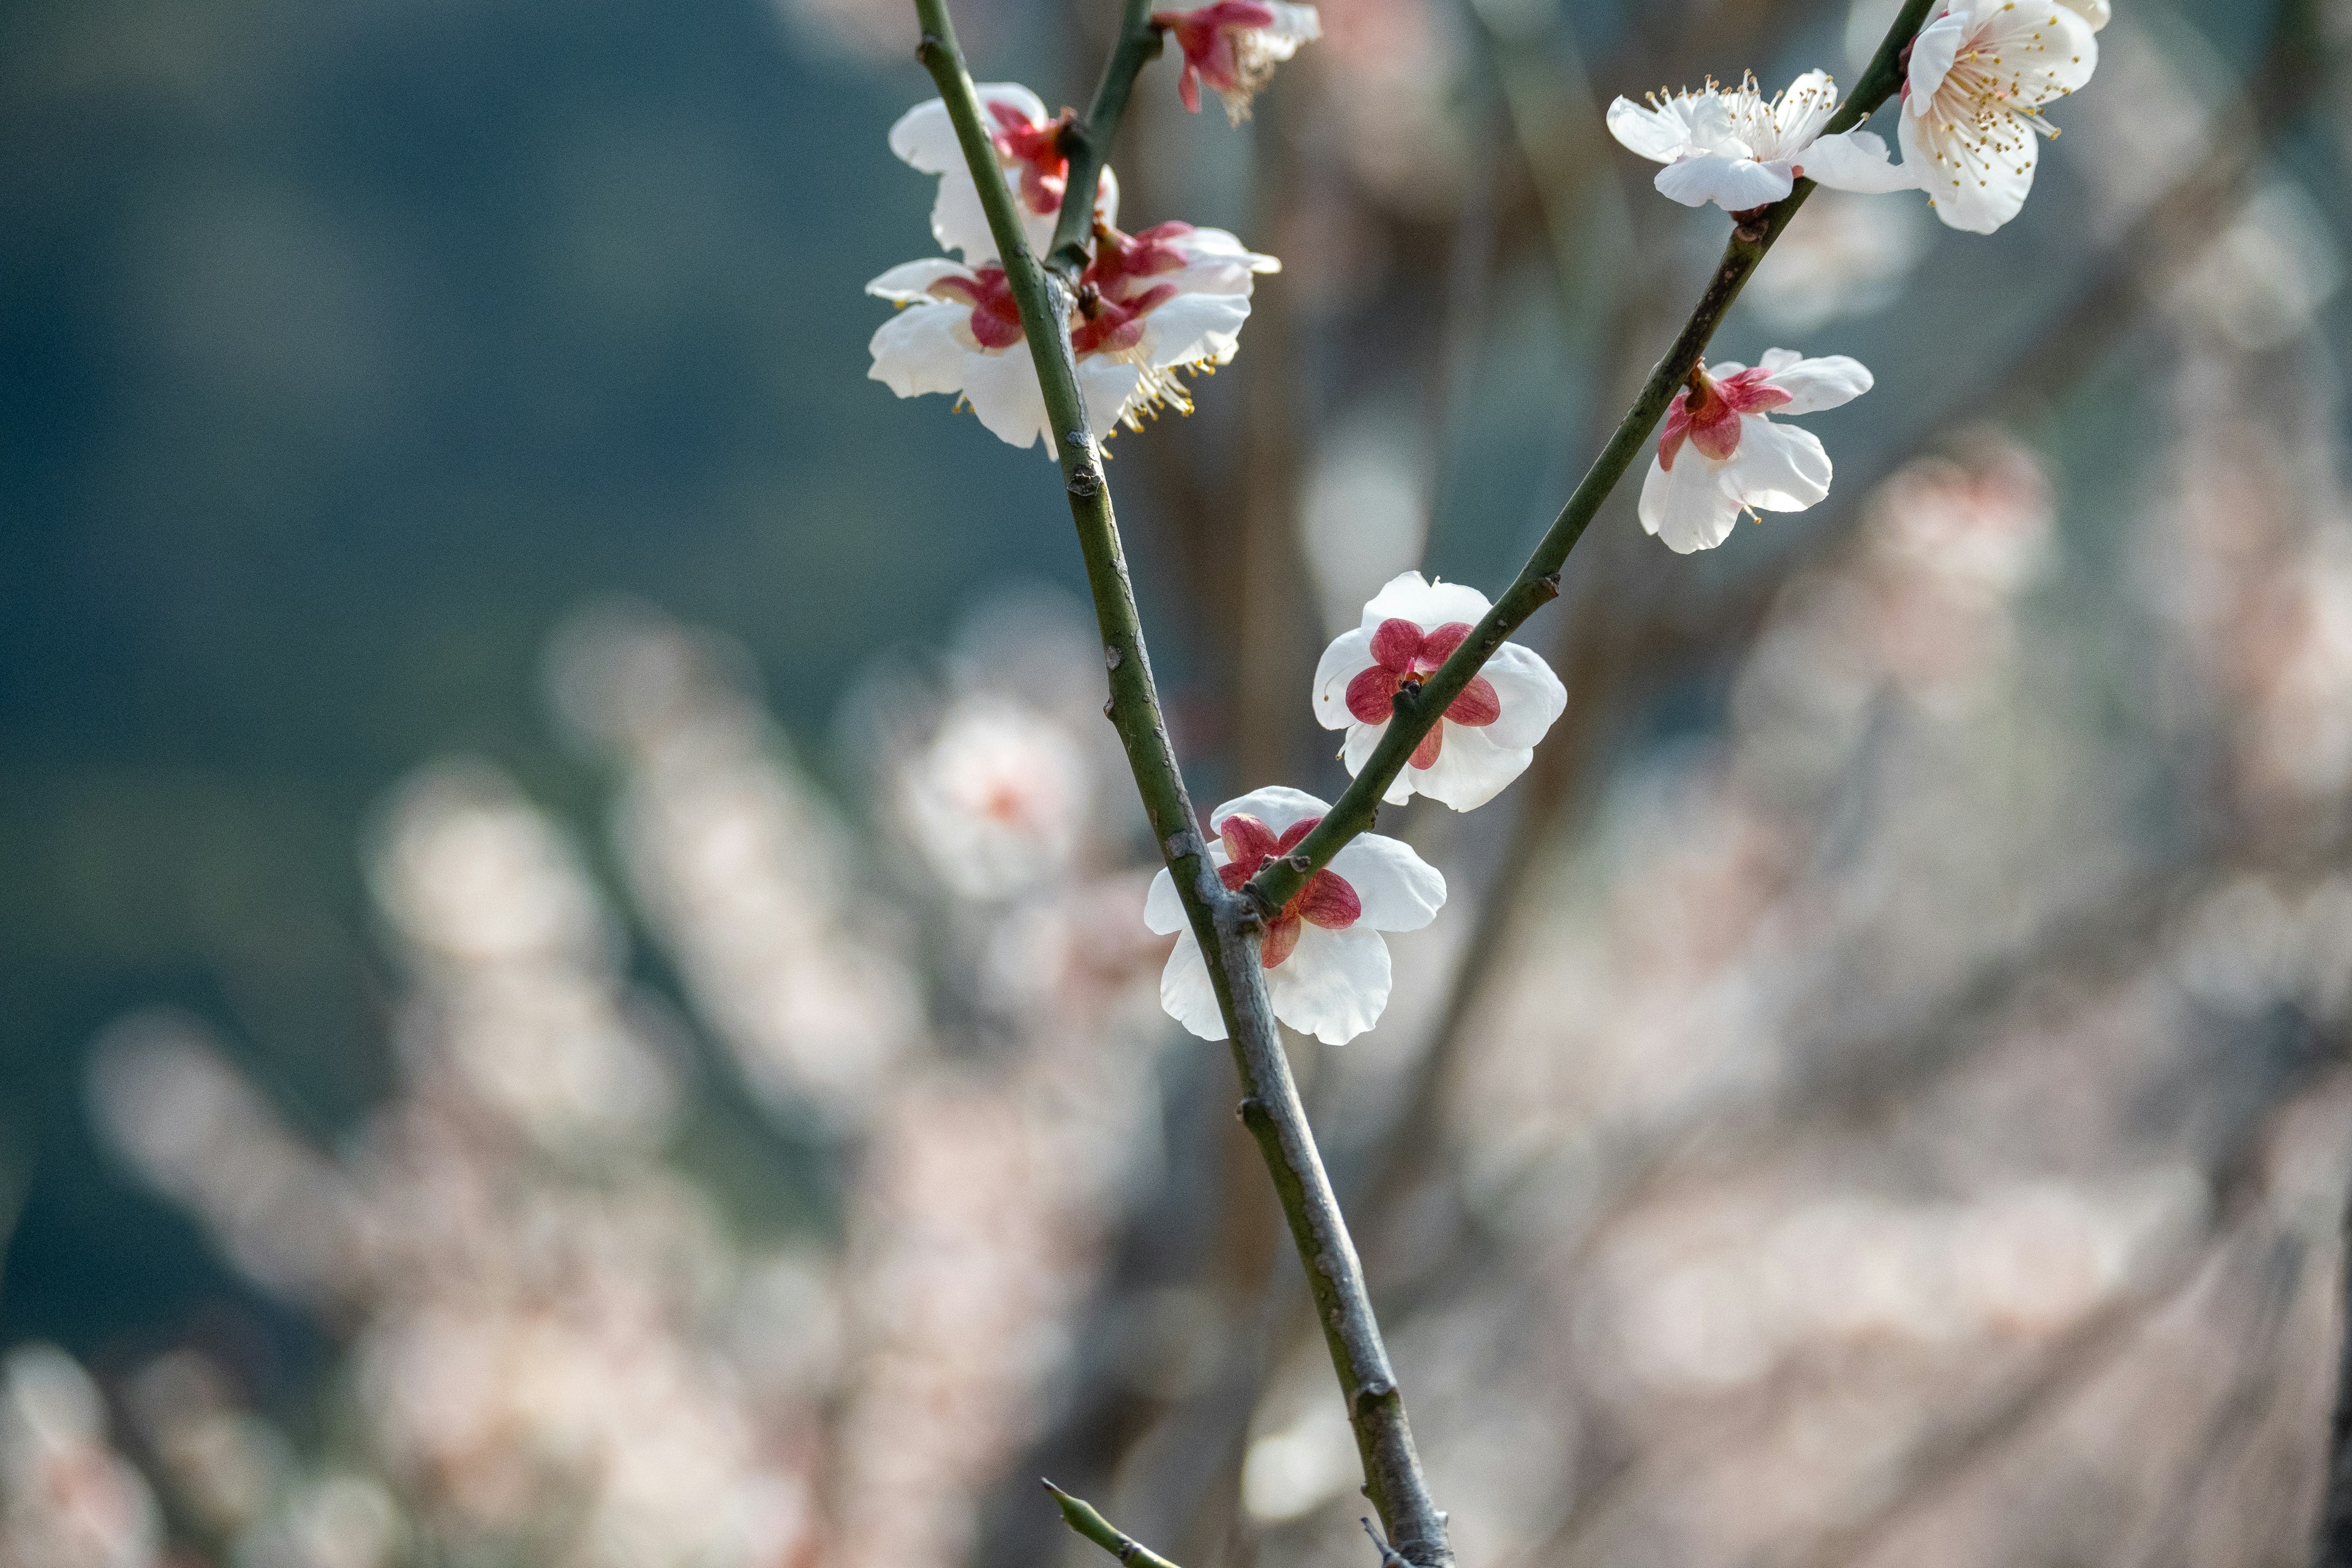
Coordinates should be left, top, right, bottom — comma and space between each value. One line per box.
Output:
1638, 349, 1872, 553
1311, 571, 1567, 810
1145, 786, 1445, 1044
898, 695, 1091, 900
1152, 1, 1322, 123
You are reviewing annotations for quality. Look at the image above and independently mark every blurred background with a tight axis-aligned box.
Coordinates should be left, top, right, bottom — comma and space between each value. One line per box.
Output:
7, 0, 2352, 1564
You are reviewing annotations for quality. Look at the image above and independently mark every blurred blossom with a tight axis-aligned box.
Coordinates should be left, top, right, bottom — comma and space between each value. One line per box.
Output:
898, 695, 1091, 899
549, 603, 921, 1119
1314, 0, 1472, 214
2169, 180, 2345, 353
1300, 413, 1429, 637
238, 1474, 403, 1568
123, 1352, 288, 1537
766, 0, 913, 67
1745, 190, 1931, 333
2062, 17, 2216, 236
0, 1345, 161, 1568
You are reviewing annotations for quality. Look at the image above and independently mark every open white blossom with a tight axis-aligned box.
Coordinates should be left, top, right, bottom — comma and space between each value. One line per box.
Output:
1607, 70, 1912, 213
867, 220, 1273, 451
1899, 0, 2104, 232
1151, 2, 1322, 124
1638, 349, 1872, 553
889, 83, 1118, 263
1311, 571, 1567, 811
1144, 786, 1445, 1045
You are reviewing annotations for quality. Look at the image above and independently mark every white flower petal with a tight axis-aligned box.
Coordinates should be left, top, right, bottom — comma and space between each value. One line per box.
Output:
1327, 834, 1446, 930
1640, 452, 1744, 553
868, 305, 975, 399
1138, 291, 1253, 369
1076, 357, 1147, 441
1907, 9, 1967, 107
1403, 723, 1528, 812
1898, 97, 2038, 235
1340, 721, 1413, 805
1654, 154, 1795, 211
2061, 0, 2109, 31
1727, 418, 1831, 512
959, 341, 1054, 450
929, 168, 1020, 265
1796, 130, 1916, 194
1607, 96, 1697, 164
1772, 69, 1839, 147
866, 258, 976, 301
1313, 626, 1377, 729
1479, 640, 1567, 750
1159, 929, 1229, 1040
1265, 923, 1390, 1044
1759, 352, 1872, 415
1210, 786, 1330, 837
1359, 571, 1493, 632
1145, 865, 1187, 934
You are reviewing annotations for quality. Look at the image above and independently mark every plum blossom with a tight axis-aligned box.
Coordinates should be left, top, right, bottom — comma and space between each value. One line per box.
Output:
1312, 573, 1567, 811
1144, 786, 1444, 1045
889, 84, 1118, 263
1638, 350, 1872, 554
1898, 0, 2103, 233
1607, 70, 1912, 213
1151, 2, 1321, 124
899, 697, 1090, 900
867, 221, 1274, 451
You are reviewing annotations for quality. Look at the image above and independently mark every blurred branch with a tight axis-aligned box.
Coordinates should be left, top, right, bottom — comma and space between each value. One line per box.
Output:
1046, 0, 1166, 278
1044, 1480, 1186, 1568
911, 8, 1455, 1564
1242, 0, 1938, 918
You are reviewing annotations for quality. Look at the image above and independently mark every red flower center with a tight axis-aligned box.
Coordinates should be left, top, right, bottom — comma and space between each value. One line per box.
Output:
927, 266, 1026, 350
1341, 619, 1501, 771
989, 101, 1077, 216
1656, 364, 1793, 470
1086, 219, 1196, 301
1214, 811, 1359, 969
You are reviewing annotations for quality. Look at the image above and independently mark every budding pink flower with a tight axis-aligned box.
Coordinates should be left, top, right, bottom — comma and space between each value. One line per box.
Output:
1638, 349, 1871, 553
1151, 1, 1321, 124
1312, 572, 1567, 812
1144, 787, 1444, 1044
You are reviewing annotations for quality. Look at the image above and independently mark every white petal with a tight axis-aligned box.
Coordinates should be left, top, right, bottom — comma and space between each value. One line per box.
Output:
1359, 570, 1493, 632
1327, 834, 1446, 930
1639, 453, 1743, 554
1145, 865, 1186, 934
1159, 929, 1229, 1040
1479, 640, 1567, 750
1406, 723, 1536, 812
2060, 0, 2109, 31
1796, 130, 1916, 195
1771, 69, 1839, 149
1759, 352, 1872, 415
886, 99, 963, 174
868, 305, 976, 399
1340, 722, 1414, 805
929, 168, 1030, 265
1137, 291, 1252, 369
1727, 418, 1831, 512
1264, 2, 1322, 48
1210, 786, 1330, 837
1907, 9, 1967, 107
1654, 154, 1795, 211
1607, 96, 1695, 164
959, 342, 1054, 450
866, 258, 977, 301
1313, 627, 1377, 729
1265, 923, 1390, 1044
1899, 99, 2037, 234
1077, 357, 1146, 440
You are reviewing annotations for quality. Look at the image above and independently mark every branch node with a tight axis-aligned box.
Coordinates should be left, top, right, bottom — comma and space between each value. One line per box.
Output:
1105, 644, 1123, 671
1237, 1095, 1268, 1125
1360, 1517, 1411, 1568
1535, 571, 1561, 603
1102, 698, 1115, 721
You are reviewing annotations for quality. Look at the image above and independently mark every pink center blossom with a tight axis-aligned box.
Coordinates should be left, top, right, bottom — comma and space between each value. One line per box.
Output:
1341, 619, 1502, 769
1214, 811, 1360, 968
988, 100, 1077, 216
1153, 1, 1278, 115
1656, 364, 1793, 470
1087, 220, 1197, 301
927, 267, 1026, 350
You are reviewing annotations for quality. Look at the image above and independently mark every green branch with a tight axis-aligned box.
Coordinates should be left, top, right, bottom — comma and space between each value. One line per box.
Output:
1242, 0, 1936, 918
1044, 1480, 1186, 1568
911, 6, 1456, 1564
1046, 0, 1166, 279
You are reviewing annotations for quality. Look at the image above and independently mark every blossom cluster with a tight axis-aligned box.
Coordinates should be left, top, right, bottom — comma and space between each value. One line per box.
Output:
864, 4, 2108, 1046
867, 1, 1315, 451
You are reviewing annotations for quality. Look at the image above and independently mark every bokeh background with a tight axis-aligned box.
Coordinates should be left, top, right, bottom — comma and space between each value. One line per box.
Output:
7, 0, 2352, 1565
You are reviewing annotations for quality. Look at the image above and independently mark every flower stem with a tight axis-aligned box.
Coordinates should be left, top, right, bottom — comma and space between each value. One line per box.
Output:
1046, 0, 1165, 279
1242, 0, 1936, 919
910, 6, 1454, 1563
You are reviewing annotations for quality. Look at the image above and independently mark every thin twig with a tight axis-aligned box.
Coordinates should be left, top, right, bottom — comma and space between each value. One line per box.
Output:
1044, 1479, 1187, 1568
1242, 0, 1936, 918
911, 6, 1455, 1562
1045, 0, 1165, 279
